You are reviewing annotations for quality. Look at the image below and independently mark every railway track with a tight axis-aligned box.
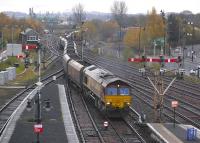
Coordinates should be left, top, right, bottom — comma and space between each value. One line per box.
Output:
125, 111, 159, 143
106, 118, 144, 143
0, 69, 64, 136
67, 81, 144, 143
64, 41, 148, 142
66, 83, 105, 143
82, 48, 200, 128
58, 37, 168, 143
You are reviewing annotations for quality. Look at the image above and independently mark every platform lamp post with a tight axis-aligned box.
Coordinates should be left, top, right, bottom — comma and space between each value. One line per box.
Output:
36, 38, 42, 143
26, 39, 52, 143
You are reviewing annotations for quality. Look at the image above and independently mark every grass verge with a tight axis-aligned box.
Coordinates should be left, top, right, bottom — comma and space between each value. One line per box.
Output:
14, 68, 37, 85
0, 56, 25, 74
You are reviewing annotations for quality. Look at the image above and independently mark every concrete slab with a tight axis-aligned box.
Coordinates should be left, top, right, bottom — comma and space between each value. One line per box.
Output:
147, 123, 200, 143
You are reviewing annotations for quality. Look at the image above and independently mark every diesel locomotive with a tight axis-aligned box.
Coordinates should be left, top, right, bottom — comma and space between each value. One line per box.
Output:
63, 56, 132, 116
62, 36, 132, 116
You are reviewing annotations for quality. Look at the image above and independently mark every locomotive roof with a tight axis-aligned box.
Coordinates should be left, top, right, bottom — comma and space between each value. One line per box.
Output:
84, 65, 128, 87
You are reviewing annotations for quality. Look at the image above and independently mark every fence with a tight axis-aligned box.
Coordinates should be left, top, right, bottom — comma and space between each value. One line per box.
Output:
0, 67, 16, 85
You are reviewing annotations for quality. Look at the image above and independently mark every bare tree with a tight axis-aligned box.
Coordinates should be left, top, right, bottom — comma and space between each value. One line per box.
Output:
111, 1, 127, 57
72, 3, 86, 26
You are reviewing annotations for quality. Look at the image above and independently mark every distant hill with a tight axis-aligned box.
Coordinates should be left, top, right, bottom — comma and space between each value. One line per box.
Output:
3, 11, 28, 19
2, 11, 111, 21
86, 11, 111, 21
180, 10, 193, 15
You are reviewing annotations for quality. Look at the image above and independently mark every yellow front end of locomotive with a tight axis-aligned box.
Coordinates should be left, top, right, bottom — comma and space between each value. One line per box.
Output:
104, 95, 132, 109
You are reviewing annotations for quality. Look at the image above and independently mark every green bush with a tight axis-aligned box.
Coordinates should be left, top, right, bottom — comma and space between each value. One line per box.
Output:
0, 57, 25, 73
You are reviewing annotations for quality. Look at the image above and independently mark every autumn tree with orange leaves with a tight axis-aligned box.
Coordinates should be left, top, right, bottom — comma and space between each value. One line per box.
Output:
0, 12, 43, 45
82, 21, 97, 41
146, 7, 165, 43
100, 20, 119, 41
123, 7, 164, 52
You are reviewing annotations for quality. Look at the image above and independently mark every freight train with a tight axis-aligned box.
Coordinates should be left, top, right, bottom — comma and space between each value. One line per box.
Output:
61, 36, 132, 116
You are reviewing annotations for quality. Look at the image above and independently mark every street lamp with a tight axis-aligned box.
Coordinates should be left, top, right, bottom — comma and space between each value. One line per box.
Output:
80, 22, 84, 61
10, 26, 14, 56
160, 10, 166, 55
186, 32, 192, 61
0, 25, 7, 53
188, 21, 195, 62
11, 25, 17, 56
138, 26, 145, 57
0, 31, 3, 51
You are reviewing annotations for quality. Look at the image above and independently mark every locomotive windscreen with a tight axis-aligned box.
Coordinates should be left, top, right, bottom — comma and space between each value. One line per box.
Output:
119, 88, 129, 95
105, 87, 129, 95
106, 88, 117, 95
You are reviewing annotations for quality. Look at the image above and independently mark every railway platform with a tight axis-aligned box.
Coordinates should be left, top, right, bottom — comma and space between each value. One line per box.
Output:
147, 123, 200, 143
0, 81, 79, 143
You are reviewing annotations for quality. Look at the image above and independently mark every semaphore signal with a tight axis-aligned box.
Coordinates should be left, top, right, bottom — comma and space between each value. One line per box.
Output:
128, 55, 184, 122
128, 57, 179, 63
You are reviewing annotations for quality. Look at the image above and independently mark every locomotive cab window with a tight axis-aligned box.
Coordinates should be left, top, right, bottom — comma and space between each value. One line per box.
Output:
106, 87, 117, 95
119, 88, 129, 95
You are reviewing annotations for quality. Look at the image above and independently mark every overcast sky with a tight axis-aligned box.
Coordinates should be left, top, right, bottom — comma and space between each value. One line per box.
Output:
0, 0, 199, 14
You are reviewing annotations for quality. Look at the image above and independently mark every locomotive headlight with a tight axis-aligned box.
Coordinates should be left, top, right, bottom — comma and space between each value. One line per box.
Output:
106, 102, 110, 105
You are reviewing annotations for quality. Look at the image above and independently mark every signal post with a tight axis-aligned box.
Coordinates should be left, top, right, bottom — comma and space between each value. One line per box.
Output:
128, 55, 184, 122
